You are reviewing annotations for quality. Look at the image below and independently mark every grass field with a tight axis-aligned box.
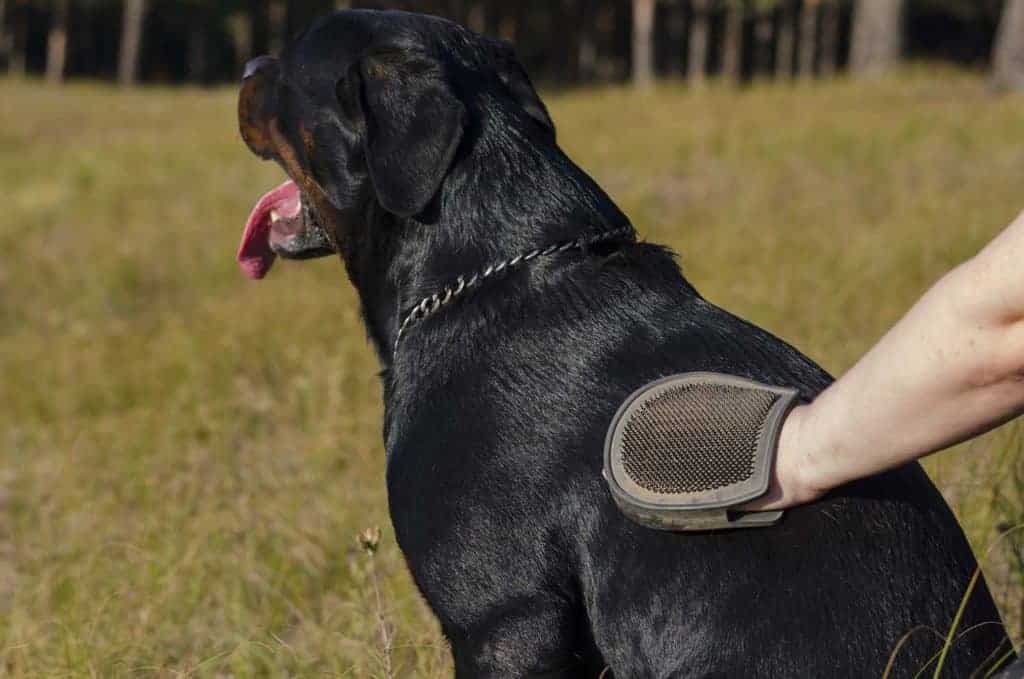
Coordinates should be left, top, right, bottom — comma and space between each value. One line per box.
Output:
2, 69, 1024, 677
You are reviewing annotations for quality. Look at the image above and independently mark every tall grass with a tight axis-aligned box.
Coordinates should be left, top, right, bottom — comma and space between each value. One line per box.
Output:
2, 69, 1023, 676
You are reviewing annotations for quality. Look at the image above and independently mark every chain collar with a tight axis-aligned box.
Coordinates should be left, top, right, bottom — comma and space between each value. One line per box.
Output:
394, 225, 635, 350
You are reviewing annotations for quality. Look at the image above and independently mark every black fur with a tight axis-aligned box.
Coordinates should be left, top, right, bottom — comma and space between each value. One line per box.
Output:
242, 10, 1013, 677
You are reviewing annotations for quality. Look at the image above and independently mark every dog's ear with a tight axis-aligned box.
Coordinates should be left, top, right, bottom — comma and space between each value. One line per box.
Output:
343, 51, 467, 219
484, 38, 556, 139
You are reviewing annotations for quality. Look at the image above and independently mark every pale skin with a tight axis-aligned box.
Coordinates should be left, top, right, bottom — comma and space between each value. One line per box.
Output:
746, 210, 1024, 511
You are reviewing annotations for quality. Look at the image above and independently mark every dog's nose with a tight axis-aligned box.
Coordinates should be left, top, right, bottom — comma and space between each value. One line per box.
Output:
243, 55, 278, 81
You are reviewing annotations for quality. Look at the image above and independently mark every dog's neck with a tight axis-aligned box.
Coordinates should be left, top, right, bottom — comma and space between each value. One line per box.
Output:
340, 115, 632, 368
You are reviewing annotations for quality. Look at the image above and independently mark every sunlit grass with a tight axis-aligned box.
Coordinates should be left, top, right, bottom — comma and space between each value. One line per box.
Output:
2, 69, 1023, 676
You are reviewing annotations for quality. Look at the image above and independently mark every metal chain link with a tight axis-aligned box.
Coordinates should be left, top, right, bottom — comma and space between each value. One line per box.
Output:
394, 226, 634, 350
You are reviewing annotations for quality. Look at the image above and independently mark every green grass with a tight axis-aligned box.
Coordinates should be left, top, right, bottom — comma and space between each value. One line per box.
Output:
2, 69, 1023, 676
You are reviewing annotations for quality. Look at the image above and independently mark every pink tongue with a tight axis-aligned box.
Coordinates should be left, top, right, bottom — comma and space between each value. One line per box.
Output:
237, 180, 301, 280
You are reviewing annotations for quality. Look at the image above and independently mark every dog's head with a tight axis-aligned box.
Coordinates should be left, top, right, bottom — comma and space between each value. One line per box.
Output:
236, 9, 555, 280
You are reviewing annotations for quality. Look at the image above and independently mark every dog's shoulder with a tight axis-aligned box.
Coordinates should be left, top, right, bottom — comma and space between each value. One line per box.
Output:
386, 238, 833, 457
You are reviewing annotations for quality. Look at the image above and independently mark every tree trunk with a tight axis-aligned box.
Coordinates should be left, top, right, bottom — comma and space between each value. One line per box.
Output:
993, 0, 1024, 92
227, 10, 253, 77
46, 0, 70, 83
850, 0, 903, 77
819, 0, 838, 77
118, 0, 146, 86
632, 0, 655, 88
721, 1, 744, 82
775, 2, 794, 79
268, 0, 287, 55
798, 0, 818, 77
499, 2, 525, 45
689, 0, 710, 85
466, 1, 485, 33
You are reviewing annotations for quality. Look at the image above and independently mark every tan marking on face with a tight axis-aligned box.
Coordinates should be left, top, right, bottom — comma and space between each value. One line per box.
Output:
267, 120, 341, 251
299, 126, 317, 157
238, 75, 275, 157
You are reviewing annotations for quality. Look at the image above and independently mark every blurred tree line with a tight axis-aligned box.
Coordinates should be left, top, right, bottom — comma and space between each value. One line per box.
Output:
0, 0, 1021, 90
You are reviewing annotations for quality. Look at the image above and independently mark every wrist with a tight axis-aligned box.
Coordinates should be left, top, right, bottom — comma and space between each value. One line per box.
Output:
742, 402, 827, 511
777, 404, 827, 505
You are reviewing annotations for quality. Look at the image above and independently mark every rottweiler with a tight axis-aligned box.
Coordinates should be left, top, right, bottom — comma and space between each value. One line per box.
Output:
235, 9, 1013, 677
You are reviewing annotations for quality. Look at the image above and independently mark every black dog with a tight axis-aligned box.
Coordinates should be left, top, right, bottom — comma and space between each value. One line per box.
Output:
236, 10, 1013, 677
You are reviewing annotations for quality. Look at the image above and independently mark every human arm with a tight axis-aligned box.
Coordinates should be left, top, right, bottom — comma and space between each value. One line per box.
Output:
747, 210, 1024, 511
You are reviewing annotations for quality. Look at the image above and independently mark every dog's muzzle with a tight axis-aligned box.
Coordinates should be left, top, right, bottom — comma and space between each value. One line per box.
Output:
604, 373, 800, 532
